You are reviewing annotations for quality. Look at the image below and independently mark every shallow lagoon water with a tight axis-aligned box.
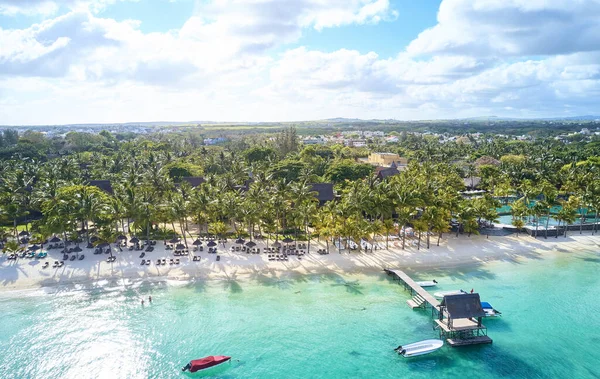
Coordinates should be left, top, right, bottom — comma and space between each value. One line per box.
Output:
1, 249, 600, 379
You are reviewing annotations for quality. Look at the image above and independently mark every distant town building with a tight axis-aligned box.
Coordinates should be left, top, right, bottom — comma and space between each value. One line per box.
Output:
302, 137, 326, 145
203, 137, 227, 145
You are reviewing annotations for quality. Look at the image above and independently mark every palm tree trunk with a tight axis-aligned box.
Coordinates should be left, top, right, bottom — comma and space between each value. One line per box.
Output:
417, 231, 421, 250
555, 220, 560, 238
401, 227, 406, 250
426, 229, 430, 249
545, 211, 550, 239
437, 232, 442, 246
594, 211, 598, 235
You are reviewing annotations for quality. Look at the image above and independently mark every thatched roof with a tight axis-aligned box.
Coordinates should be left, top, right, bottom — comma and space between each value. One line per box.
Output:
310, 183, 335, 202
463, 176, 482, 189
180, 177, 206, 188
89, 180, 114, 194
440, 293, 486, 319
375, 166, 400, 180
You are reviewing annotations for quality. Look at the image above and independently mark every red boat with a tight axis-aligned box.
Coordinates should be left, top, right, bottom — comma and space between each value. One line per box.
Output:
182, 355, 231, 373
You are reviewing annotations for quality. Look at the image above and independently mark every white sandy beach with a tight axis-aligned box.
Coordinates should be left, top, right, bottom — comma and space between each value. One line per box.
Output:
1, 232, 599, 292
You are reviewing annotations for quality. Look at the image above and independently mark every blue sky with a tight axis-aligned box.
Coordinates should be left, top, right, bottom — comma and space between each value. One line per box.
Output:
1, 0, 599, 125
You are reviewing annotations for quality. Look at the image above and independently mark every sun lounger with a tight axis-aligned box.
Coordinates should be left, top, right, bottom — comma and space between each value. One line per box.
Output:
162, 259, 166, 265
69, 255, 76, 261
175, 259, 180, 264
58, 261, 64, 267
141, 260, 146, 265
156, 259, 161, 265
79, 254, 84, 260
140, 252, 146, 258
42, 262, 49, 268
216, 255, 221, 261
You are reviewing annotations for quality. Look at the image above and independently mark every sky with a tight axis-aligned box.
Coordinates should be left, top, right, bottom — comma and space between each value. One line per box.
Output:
1, 0, 600, 125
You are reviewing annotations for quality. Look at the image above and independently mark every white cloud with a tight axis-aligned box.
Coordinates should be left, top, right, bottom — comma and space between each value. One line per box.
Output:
1, 0, 600, 124
407, 0, 600, 56
0, 0, 139, 15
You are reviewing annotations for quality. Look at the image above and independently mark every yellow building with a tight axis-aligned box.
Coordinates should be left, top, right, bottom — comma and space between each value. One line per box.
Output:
368, 152, 408, 167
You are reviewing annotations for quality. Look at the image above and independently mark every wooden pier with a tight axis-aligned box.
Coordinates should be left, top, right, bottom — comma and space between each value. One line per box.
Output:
385, 269, 440, 311
385, 268, 493, 347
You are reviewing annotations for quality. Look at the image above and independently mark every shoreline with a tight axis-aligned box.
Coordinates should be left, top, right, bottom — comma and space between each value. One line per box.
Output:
1, 232, 599, 293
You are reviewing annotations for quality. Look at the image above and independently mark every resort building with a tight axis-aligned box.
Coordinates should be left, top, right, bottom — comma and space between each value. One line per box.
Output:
368, 152, 408, 167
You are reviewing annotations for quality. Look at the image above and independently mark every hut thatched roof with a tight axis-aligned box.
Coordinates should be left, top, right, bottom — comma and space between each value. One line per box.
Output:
440, 293, 486, 319
310, 183, 335, 202
180, 177, 206, 188
89, 180, 114, 194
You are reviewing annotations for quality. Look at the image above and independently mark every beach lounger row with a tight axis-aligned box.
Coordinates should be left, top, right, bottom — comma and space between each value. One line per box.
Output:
268, 255, 289, 261
192, 256, 201, 261
317, 249, 329, 255
153, 258, 181, 265
207, 248, 218, 254
52, 261, 65, 268
173, 251, 189, 256
106, 256, 117, 263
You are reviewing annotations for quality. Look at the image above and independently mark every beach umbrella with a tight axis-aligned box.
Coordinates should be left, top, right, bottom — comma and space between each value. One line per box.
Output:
207, 241, 217, 247
50, 236, 61, 243
18, 230, 30, 237
282, 237, 294, 244
245, 241, 256, 248
20, 238, 29, 244
192, 239, 202, 246
235, 238, 245, 245
273, 241, 281, 248
73, 246, 83, 253
169, 237, 180, 244
117, 235, 127, 241
90, 236, 99, 243
130, 237, 139, 244
98, 242, 109, 248
176, 243, 186, 251
29, 244, 40, 251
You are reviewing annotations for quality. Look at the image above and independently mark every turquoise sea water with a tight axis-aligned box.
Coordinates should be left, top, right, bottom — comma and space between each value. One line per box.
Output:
1, 250, 600, 378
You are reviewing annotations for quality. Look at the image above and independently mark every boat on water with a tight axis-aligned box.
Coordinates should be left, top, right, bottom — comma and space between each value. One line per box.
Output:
433, 290, 466, 298
182, 355, 231, 373
395, 339, 444, 357
415, 280, 437, 287
481, 302, 502, 317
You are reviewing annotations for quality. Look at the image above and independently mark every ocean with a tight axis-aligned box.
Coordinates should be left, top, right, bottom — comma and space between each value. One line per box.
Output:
1, 248, 599, 378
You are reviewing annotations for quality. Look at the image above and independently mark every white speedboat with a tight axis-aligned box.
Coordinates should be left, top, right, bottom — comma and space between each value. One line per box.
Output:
433, 290, 466, 298
395, 339, 443, 357
415, 280, 437, 288
481, 302, 502, 317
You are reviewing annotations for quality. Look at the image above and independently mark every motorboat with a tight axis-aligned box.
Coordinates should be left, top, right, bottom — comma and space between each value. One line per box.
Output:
481, 302, 502, 317
415, 280, 437, 287
182, 355, 231, 373
395, 339, 443, 357
433, 290, 466, 298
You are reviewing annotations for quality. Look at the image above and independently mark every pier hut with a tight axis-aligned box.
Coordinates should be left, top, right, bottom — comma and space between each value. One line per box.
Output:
435, 294, 493, 347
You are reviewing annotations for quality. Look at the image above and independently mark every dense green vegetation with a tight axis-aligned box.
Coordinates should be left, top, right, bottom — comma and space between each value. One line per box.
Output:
1, 126, 600, 253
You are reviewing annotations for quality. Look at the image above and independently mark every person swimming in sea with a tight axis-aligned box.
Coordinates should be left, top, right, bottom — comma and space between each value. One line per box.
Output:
149, 295, 152, 303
